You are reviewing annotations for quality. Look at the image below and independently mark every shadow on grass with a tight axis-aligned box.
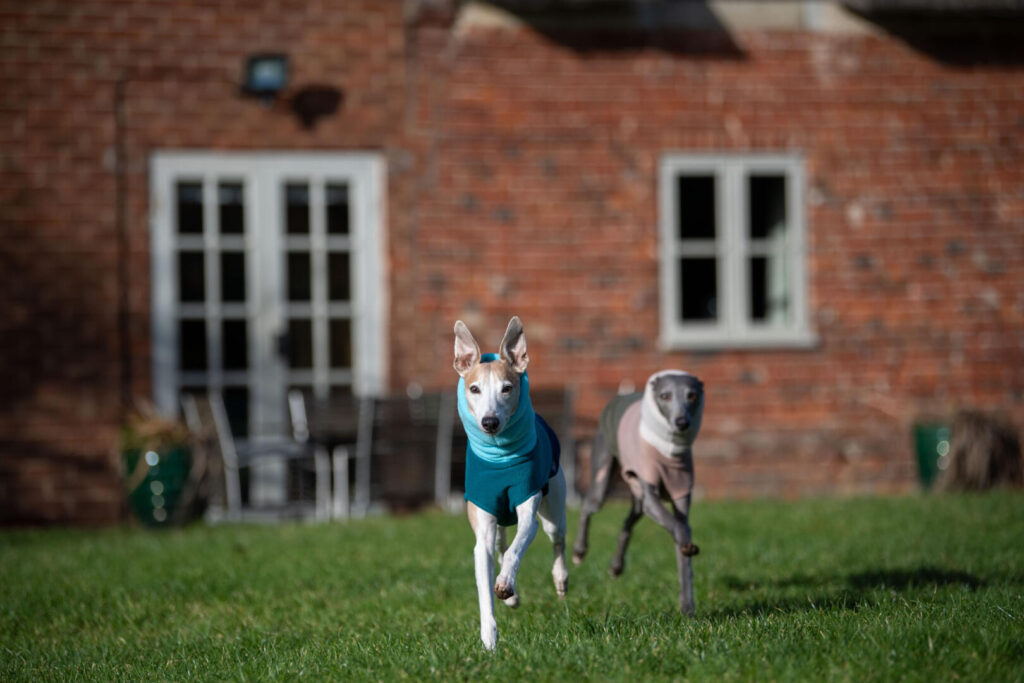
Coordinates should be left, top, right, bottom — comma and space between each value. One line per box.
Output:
720, 565, 985, 592
847, 567, 984, 591
710, 565, 987, 619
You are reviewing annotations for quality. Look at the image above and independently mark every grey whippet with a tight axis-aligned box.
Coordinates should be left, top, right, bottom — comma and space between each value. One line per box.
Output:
572, 370, 704, 615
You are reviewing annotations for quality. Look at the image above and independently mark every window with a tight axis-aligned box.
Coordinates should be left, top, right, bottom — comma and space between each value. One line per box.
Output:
659, 154, 812, 349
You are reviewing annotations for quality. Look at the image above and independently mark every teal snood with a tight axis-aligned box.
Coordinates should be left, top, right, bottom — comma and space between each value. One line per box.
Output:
457, 354, 537, 461
459, 353, 560, 527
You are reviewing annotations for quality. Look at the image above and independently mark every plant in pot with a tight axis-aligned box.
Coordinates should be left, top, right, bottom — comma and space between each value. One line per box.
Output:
120, 404, 209, 526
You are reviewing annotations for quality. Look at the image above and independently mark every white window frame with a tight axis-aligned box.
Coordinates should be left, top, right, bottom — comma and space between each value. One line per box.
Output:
659, 152, 814, 350
150, 151, 388, 431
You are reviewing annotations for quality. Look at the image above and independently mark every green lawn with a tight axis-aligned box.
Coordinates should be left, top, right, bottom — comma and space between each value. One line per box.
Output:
2, 493, 1023, 681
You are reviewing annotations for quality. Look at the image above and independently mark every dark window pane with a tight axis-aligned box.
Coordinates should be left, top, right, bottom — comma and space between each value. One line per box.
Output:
749, 175, 786, 240
176, 182, 203, 234
678, 176, 716, 239
218, 182, 245, 234
288, 318, 313, 369
285, 183, 309, 234
180, 319, 207, 371
222, 319, 248, 370
679, 258, 718, 321
223, 386, 249, 438
178, 251, 205, 302
329, 318, 352, 369
328, 252, 350, 302
221, 252, 246, 302
287, 252, 311, 302
750, 256, 767, 321
326, 183, 349, 235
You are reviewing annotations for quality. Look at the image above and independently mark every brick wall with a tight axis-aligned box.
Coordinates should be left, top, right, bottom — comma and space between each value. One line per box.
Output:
0, 0, 411, 523
394, 18, 1024, 499
2, 1, 1022, 523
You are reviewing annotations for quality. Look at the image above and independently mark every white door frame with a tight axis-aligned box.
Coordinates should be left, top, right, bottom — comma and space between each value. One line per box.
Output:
149, 151, 388, 436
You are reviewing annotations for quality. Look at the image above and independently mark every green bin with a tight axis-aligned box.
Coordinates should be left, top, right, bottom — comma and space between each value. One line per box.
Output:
913, 423, 950, 489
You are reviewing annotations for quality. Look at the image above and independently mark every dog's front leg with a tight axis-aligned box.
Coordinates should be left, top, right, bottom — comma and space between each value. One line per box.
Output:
468, 502, 499, 650
495, 491, 542, 601
639, 482, 687, 545
640, 483, 698, 616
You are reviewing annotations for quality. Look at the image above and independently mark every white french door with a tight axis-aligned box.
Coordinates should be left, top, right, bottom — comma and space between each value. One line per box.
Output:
149, 152, 386, 501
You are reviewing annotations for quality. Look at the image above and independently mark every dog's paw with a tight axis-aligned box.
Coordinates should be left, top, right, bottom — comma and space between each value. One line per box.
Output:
480, 621, 498, 651
571, 551, 585, 566
608, 557, 625, 577
503, 593, 520, 609
679, 543, 700, 557
494, 579, 516, 601
554, 575, 568, 598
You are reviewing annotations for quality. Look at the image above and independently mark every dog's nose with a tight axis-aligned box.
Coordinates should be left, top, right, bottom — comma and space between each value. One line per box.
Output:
481, 416, 500, 433
674, 417, 690, 431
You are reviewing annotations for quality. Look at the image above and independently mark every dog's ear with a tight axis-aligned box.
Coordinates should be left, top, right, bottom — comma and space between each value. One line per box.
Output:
453, 320, 480, 377
499, 316, 529, 374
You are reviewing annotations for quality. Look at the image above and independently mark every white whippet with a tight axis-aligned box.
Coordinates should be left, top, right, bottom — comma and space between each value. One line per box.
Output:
453, 316, 569, 651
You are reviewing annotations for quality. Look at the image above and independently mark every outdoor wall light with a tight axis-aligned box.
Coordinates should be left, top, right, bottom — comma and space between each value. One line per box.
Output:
242, 53, 289, 99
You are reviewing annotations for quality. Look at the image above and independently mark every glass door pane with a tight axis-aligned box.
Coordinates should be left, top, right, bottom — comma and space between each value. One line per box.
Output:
326, 182, 352, 388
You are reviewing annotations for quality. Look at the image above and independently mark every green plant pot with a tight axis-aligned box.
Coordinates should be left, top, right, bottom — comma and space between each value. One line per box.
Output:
123, 446, 191, 526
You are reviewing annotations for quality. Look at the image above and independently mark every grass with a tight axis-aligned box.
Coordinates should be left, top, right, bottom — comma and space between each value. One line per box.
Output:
2, 493, 1023, 681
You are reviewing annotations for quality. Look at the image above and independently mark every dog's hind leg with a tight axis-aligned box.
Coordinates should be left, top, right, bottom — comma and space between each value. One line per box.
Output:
495, 526, 507, 563
468, 502, 499, 650
608, 496, 643, 577
538, 468, 569, 597
572, 430, 614, 565
494, 527, 520, 608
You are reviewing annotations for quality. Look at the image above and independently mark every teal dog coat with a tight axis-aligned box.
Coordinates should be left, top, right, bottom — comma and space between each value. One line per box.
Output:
459, 354, 561, 527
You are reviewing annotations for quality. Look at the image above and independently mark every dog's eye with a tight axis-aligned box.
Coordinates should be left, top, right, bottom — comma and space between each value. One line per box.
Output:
687, 393, 698, 404
469, 385, 481, 394
501, 384, 513, 395
659, 391, 672, 401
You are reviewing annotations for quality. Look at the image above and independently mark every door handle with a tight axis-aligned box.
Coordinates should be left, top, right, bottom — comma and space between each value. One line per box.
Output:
276, 330, 290, 359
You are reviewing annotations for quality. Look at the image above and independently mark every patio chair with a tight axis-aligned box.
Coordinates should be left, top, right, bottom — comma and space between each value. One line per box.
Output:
287, 389, 361, 520
181, 391, 330, 522
364, 391, 456, 513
